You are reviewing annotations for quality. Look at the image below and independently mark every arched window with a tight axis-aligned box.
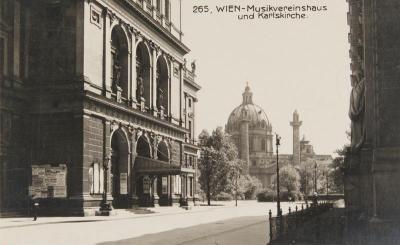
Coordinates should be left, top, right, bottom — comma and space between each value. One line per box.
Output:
261, 120, 266, 128
111, 26, 129, 101
261, 139, 266, 151
156, 57, 169, 112
157, 141, 169, 162
164, 0, 170, 20
156, 0, 161, 12
136, 42, 151, 108
137, 136, 151, 158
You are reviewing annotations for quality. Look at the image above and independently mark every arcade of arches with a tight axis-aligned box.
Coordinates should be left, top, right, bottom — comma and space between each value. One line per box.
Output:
102, 126, 196, 208
110, 23, 172, 120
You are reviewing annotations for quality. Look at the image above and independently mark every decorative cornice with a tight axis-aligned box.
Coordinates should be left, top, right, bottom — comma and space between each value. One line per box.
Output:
84, 90, 189, 136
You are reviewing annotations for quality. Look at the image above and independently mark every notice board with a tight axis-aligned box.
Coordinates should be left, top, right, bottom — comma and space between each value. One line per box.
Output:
30, 164, 67, 198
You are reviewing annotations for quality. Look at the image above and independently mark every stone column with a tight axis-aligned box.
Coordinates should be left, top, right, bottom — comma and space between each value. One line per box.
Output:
23, 6, 30, 79
103, 120, 113, 199
129, 128, 138, 206
240, 120, 250, 173
130, 33, 137, 108
179, 64, 184, 126
267, 133, 273, 156
153, 176, 159, 206
166, 73, 171, 118
75, 1, 85, 82
13, 1, 21, 83
151, 47, 158, 116
127, 49, 132, 103
290, 110, 302, 166
168, 59, 173, 119
103, 9, 112, 98
167, 175, 172, 205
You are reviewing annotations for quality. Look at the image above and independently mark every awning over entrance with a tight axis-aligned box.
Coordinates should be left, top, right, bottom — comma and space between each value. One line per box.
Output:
135, 156, 195, 175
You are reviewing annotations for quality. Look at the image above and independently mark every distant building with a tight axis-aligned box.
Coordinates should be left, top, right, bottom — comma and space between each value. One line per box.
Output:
0, 0, 200, 216
225, 85, 332, 187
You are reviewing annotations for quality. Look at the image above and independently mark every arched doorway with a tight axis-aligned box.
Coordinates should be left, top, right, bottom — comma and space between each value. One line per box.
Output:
136, 42, 151, 108
110, 129, 129, 208
111, 26, 129, 101
135, 135, 152, 206
156, 141, 171, 206
156, 56, 169, 113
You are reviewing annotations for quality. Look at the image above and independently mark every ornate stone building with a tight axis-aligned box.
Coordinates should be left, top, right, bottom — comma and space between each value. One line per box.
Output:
226, 85, 331, 187
0, 0, 200, 216
345, 0, 400, 238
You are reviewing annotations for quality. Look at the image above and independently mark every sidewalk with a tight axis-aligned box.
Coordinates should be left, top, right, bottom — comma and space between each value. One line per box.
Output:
0, 200, 282, 229
0, 204, 212, 229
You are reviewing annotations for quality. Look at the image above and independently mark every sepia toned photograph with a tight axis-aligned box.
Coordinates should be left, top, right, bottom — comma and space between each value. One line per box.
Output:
0, 0, 399, 244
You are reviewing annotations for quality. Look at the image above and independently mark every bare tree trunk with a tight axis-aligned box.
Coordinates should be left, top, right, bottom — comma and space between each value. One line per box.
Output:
207, 182, 211, 206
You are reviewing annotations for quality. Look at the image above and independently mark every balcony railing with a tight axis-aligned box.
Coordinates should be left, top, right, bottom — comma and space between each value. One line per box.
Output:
184, 68, 195, 83
184, 137, 198, 146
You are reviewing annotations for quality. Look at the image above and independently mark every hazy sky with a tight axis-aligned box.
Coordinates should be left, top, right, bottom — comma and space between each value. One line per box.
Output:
181, 0, 351, 155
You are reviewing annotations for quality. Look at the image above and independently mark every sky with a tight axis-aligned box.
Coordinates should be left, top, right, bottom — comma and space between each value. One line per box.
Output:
180, 0, 351, 155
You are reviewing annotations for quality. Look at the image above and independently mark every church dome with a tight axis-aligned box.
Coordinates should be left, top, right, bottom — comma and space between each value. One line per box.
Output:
226, 85, 272, 133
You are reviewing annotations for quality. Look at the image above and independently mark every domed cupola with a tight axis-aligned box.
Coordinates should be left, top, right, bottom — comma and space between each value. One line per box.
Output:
226, 84, 272, 133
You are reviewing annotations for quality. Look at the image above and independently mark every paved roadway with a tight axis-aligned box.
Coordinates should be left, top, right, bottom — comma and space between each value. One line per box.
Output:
99, 216, 268, 245
0, 201, 300, 245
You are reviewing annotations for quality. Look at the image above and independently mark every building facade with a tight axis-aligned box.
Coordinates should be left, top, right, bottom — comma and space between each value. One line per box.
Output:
226, 85, 331, 188
0, 0, 200, 216
345, 0, 400, 222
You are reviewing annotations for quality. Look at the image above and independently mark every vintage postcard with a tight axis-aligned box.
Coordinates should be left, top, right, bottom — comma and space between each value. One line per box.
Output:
0, 0, 399, 244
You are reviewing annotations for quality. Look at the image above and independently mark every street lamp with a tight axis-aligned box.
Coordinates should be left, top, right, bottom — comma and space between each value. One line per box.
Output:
304, 163, 308, 205
324, 170, 329, 197
275, 134, 281, 216
314, 161, 317, 194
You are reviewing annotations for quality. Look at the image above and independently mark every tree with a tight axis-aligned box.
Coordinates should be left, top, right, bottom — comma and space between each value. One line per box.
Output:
299, 160, 314, 201
237, 175, 263, 200
329, 146, 346, 193
198, 127, 240, 205
271, 165, 301, 199
327, 131, 349, 194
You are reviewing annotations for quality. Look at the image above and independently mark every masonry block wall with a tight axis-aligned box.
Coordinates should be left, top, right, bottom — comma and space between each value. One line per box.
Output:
372, 0, 400, 218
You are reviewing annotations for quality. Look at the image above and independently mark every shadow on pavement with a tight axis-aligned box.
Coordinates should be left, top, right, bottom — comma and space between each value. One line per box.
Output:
97, 215, 268, 245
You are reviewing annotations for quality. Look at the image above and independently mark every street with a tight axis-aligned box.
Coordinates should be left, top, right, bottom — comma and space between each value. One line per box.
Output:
0, 201, 299, 245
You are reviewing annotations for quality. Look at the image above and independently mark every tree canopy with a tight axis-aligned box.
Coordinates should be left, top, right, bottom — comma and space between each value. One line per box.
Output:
198, 127, 240, 205
271, 165, 301, 196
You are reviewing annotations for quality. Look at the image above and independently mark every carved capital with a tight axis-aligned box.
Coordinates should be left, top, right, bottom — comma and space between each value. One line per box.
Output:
136, 128, 144, 140
110, 121, 119, 132
106, 9, 117, 24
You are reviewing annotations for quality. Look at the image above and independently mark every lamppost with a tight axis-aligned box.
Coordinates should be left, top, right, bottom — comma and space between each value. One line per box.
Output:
324, 170, 329, 197
304, 163, 308, 205
234, 160, 242, 207
314, 161, 317, 194
235, 173, 239, 207
100, 157, 112, 213
275, 134, 281, 216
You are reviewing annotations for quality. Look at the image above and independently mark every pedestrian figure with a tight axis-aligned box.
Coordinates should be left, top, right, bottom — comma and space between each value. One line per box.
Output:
313, 192, 318, 206
32, 199, 39, 221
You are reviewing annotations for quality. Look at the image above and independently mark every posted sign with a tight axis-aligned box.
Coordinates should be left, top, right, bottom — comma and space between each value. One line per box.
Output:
31, 164, 67, 198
